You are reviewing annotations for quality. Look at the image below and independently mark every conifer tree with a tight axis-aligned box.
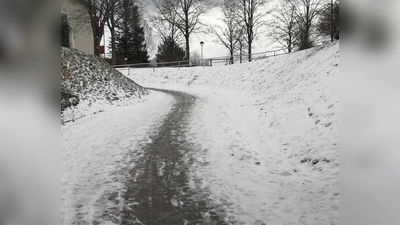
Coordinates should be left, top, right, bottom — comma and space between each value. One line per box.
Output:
114, 0, 149, 64
61, 14, 71, 48
156, 36, 185, 64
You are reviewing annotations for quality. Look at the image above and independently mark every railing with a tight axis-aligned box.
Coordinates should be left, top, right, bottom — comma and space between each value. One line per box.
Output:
113, 42, 328, 74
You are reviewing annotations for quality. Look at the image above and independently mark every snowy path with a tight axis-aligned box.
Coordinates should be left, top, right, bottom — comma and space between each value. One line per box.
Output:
62, 43, 339, 225
120, 88, 226, 224
62, 86, 338, 225
61, 91, 176, 225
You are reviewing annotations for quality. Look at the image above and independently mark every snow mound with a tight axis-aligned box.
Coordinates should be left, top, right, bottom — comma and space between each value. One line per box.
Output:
61, 47, 148, 123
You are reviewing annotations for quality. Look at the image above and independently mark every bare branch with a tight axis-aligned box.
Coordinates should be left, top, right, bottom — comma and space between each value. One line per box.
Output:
152, 0, 215, 60
232, 0, 272, 61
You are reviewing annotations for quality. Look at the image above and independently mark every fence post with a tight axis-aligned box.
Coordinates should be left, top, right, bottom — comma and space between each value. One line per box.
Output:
274, 51, 276, 57
128, 65, 130, 76
178, 62, 180, 70
153, 64, 155, 72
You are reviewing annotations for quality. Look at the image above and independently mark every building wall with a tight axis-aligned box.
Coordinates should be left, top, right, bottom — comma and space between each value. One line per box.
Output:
61, 0, 94, 55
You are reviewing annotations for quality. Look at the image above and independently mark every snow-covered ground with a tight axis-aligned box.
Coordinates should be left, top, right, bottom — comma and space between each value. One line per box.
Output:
61, 91, 175, 224
61, 42, 339, 224
121, 42, 339, 224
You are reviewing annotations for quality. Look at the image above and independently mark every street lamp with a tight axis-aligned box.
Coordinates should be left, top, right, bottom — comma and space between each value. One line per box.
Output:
200, 41, 204, 67
125, 58, 129, 75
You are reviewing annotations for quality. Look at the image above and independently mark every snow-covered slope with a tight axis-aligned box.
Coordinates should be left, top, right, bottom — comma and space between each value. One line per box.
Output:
121, 42, 339, 224
61, 47, 148, 123
125, 42, 339, 170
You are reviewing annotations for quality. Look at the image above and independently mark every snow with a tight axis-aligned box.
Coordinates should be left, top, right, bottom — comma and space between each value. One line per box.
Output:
61, 42, 339, 224
61, 91, 174, 225
61, 47, 148, 123
184, 89, 338, 224
121, 42, 339, 224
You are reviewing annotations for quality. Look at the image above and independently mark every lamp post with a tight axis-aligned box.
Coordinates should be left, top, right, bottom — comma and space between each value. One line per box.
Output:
125, 58, 129, 75
200, 41, 204, 67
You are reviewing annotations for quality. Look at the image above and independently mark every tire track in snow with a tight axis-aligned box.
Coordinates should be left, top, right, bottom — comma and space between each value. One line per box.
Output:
121, 88, 227, 225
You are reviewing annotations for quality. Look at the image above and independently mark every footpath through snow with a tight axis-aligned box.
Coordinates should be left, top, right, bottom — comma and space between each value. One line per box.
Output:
61, 91, 175, 224
61, 42, 339, 225
121, 42, 339, 224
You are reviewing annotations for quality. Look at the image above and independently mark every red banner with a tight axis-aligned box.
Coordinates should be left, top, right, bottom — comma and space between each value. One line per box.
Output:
99, 46, 105, 54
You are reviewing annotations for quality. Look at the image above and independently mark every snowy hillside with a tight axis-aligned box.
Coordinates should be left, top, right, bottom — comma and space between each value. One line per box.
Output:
125, 42, 339, 170
61, 47, 148, 123
121, 42, 339, 224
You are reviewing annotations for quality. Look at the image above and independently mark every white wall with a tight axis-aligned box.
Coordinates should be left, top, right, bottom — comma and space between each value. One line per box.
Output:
61, 0, 94, 55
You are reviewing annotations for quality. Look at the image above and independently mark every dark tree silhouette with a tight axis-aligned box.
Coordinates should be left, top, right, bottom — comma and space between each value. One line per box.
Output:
156, 36, 186, 64
293, 0, 324, 50
318, 0, 339, 40
114, 0, 149, 64
61, 14, 71, 48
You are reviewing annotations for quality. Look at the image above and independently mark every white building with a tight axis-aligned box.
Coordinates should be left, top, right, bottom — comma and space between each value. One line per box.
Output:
61, 0, 94, 55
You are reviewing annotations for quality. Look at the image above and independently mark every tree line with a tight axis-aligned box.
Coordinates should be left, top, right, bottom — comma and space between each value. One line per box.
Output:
61, 0, 339, 65
213, 0, 339, 64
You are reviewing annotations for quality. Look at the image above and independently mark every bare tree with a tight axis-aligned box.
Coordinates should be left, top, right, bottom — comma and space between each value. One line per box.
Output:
234, 0, 272, 62
152, 14, 185, 62
213, 0, 242, 64
106, 0, 118, 64
153, 0, 214, 60
317, 0, 339, 41
293, 0, 324, 50
152, 10, 183, 45
270, 0, 297, 53
237, 33, 247, 63
71, 0, 115, 56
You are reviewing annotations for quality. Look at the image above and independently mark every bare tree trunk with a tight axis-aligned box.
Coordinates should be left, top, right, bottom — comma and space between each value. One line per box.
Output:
247, 26, 252, 62
107, 7, 117, 65
92, 21, 102, 56
94, 35, 102, 56
111, 4, 116, 65
239, 41, 243, 63
184, 10, 190, 61
111, 31, 116, 65
230, 49, 234, 64
248, 40, 252, 62
330, 0, 333, 42
185, 34, 190, 61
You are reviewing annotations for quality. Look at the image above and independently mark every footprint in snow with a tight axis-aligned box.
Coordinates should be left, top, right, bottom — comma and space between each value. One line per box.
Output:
253, 220, 266, 225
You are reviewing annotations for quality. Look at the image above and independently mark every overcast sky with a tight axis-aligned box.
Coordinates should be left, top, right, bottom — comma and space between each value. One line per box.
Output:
102, 0, 279, 59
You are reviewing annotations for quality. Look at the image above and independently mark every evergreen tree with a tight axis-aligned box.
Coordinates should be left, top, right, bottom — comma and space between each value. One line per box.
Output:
156, 36, 185, 65
61, 14, 70, 48
114, 0, 149, 64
